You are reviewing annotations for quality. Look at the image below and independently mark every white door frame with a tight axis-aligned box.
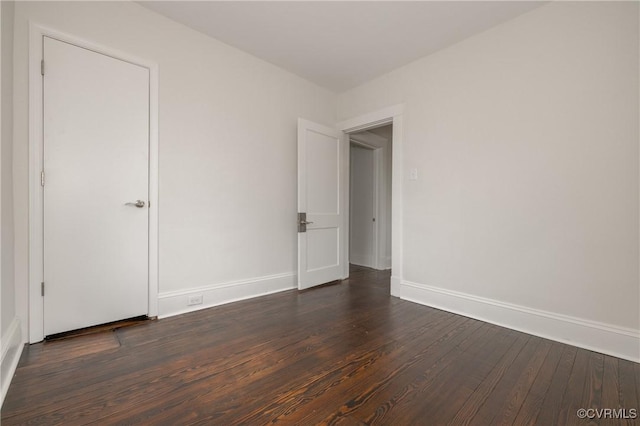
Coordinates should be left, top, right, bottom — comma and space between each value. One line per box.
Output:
27, 23, 159, 343
337, 105, 404, 296
349, 138, 381, 270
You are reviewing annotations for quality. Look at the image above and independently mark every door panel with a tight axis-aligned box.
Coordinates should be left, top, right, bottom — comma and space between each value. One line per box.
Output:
306, 131, 339, 214
297, 119, 346, 290
307, 228, 339, 270
43, 37, 149, 335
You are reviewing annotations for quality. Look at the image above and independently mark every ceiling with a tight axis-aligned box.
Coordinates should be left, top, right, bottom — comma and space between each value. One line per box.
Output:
138, 1, 545, 93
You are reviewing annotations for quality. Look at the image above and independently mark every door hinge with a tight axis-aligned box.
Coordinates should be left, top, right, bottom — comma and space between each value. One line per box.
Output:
40, 171, 45, 186
41, 59, 45, 76
41, 282, 45, 296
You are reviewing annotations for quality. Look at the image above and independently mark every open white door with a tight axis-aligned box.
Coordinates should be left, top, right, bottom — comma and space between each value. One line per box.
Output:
297, 119, 347, 290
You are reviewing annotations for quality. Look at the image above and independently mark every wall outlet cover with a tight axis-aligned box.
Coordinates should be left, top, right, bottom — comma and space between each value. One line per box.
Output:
187, 295, 204, 306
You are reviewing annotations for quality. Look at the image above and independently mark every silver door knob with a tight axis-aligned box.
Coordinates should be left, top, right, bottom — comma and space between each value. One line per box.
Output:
125, 200, 146, 208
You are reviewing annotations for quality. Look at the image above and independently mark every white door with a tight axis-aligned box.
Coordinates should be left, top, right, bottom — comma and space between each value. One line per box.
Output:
43, 37, 149, 336
349, 145, 376, 268
297, 119, 347, 290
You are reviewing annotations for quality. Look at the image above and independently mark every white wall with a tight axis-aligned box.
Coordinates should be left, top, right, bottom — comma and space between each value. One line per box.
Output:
12, 1, 336, 330
350, 145, 375, 268
338, 2, 639, 360
1, 0, 22, 406
1, 0, 15, 347
6, 0, 639, 363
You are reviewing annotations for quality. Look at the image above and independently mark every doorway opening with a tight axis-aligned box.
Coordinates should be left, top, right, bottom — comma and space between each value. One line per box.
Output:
299, 104, 403, 295
348, 124, 392, 271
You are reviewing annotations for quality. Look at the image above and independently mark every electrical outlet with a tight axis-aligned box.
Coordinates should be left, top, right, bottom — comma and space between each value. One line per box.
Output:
187, 294, 203, 306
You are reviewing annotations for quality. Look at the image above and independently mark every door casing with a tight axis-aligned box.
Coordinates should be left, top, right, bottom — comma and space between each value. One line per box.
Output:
27, 23, 159, 343
337, 105, 404, 297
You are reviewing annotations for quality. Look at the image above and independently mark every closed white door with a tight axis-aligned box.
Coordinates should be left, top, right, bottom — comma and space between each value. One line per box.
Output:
297, 119, 347, 290
43, 37, 149, 336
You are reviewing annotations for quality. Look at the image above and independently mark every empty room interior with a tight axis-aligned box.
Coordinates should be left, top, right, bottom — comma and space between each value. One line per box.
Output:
0, 1, 639, 424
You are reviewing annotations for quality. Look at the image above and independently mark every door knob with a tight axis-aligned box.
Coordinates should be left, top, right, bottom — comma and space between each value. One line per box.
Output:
297, 212, 314, 232
125, 200, 146, 208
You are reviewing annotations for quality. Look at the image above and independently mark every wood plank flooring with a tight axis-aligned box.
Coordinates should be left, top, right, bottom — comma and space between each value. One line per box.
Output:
2, 265, 639, 425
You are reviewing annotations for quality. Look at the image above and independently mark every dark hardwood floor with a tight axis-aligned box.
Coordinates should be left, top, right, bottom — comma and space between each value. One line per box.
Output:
2, 265, 639, 425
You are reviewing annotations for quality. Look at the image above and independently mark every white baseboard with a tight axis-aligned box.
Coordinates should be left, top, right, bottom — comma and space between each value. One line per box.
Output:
401, 280, 640, 363
158, 272, 296, 318
1, 318, 24, 407
350, 253, 375, 269
370, 256, 391, 271
351, 254, 391, 271
381, 256, 392, 270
